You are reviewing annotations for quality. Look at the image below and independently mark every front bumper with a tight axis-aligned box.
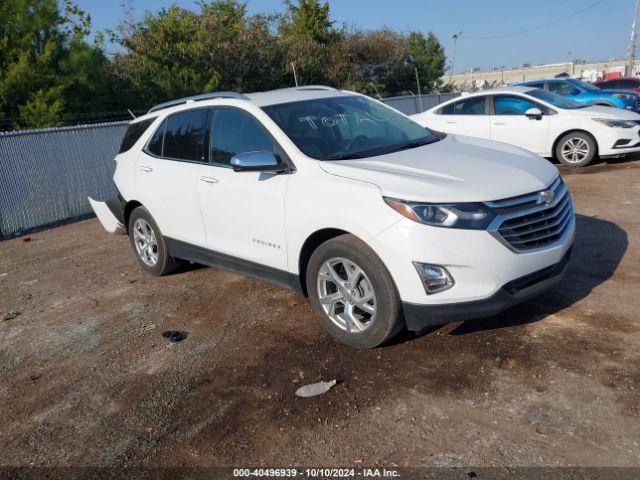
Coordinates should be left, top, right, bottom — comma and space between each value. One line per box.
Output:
597, 125, 640, 156
402, 248, 571, 331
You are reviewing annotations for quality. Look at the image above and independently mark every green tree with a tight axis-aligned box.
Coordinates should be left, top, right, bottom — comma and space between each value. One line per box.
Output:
0, 0, 117, 129
406, 31, 447, 92
111, 1, 287, 107
281, 0, 333, 44
278, 0, 342, 86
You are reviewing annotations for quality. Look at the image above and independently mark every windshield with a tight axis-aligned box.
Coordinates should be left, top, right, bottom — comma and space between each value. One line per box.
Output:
526, 88, 585, 109
570, 79, 600, 91
262, 95, 437, 160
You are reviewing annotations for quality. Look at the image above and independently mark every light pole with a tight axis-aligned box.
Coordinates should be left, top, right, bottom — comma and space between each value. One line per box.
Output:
405, 55, 423, 112
448, 31, 462, 84
414, 66, 423, 112
628, 0, 640, 75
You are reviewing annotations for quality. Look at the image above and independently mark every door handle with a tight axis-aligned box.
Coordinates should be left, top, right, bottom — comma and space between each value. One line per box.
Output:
139, 166, 153, 172
445, 120, 457, 124
199, 176, 219, 184
493, 122, 506, 126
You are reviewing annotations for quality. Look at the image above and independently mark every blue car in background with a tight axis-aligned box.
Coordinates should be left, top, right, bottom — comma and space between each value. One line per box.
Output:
516, 78, 640, 111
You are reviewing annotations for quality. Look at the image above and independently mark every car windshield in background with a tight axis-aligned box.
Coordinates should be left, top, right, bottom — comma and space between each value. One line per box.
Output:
526, 89, 585, 109
572, 79, 600, 91
262, 95, 437, 160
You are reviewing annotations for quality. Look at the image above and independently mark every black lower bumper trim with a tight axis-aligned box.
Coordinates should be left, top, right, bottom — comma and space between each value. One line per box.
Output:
402, 248, 572, 332
105, 193, 126, 226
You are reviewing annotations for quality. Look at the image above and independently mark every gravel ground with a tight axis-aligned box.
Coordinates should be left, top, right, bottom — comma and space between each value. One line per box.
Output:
0, 159, 639, 469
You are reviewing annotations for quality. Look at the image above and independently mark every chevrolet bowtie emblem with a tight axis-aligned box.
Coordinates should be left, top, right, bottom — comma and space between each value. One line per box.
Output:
537, 190, 555, 205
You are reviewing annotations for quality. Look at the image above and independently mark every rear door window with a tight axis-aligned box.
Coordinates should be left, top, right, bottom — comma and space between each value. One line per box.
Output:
162, 108, 209, 162
440, 96, 486, 115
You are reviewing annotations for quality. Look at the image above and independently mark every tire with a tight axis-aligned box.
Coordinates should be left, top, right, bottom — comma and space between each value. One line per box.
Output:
555, 131, 597, 167
128, 206, 179, 276
306, 234, 404, 348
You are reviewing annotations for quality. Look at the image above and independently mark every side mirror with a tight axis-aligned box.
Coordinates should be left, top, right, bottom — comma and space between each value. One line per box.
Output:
525, 107, 543, 119
230, 150, 285, 173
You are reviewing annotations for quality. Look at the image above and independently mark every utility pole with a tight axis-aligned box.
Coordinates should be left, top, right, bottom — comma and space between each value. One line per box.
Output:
448, 32, 462, 84
414, 66, 423, 112
628, 0, 640, 75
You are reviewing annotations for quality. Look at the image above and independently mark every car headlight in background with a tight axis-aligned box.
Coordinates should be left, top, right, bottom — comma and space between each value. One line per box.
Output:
611, 93, 637, 101
384, 198, 495, 229
592, 118, 638, 128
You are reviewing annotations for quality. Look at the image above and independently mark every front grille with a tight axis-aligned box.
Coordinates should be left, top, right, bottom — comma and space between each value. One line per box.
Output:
486, 177, 574, 253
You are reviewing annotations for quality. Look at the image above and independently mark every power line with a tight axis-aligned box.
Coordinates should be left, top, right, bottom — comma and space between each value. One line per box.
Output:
462, 0, 607, 40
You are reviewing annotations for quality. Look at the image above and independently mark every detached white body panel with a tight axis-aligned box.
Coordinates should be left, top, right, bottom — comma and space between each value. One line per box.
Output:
88, 197, 125, 234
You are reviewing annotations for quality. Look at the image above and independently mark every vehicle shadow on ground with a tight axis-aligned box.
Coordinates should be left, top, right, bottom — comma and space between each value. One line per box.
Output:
424, 214, 628, 337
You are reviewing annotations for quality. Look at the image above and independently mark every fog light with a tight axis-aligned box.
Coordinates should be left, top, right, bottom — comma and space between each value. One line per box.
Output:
413, 262, 455, 294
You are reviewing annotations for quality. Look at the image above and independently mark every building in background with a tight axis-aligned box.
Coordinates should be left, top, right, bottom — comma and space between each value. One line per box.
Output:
446, 59, 640, 91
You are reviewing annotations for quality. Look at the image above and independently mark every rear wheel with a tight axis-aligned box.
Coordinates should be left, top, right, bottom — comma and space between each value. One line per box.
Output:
555, 132, 596, 167
306, 234, 404, 348
128, 207, 179, 276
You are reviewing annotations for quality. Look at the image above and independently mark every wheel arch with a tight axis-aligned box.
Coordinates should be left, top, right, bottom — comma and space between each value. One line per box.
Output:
591, 101, 616, 107
123, 200, 143, 231
552, 129, 599, 159
297, 228, 353, 297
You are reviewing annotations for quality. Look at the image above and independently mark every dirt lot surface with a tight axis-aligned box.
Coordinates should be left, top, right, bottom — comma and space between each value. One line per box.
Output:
1, 159, 639, 469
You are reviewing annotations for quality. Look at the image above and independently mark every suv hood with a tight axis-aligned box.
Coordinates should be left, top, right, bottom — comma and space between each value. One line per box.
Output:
565, 104, 640, 120
319, 134, 558, 203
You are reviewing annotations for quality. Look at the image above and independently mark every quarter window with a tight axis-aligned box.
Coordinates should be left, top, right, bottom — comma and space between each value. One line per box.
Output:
493, 95, 542, 115
440, 96, 486, 115
209, 108, 274, 166
119, 117, 157, 154
146, 119, 166, 157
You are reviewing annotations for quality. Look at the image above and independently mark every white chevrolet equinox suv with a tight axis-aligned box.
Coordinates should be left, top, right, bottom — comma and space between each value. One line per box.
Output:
89, 86, 575, 348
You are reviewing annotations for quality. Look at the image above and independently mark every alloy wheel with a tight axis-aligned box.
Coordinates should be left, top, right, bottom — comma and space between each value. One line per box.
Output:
133, 218, 159, 267
560, 137, 590, 164
316, 257, 376, 333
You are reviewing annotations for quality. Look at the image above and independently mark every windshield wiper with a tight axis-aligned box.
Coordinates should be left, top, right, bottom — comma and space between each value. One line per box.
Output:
382, 137, 438, 155
325, 152, 370, 160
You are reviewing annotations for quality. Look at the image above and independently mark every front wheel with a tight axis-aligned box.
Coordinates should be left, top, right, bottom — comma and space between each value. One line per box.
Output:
555, 132, 596, 167
306, 234, 404, 348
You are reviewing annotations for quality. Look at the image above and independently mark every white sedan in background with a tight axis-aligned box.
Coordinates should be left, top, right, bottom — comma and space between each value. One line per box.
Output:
412, 86, 640, 167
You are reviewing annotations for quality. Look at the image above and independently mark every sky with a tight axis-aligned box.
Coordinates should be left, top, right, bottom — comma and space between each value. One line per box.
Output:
78, 0, 637, 73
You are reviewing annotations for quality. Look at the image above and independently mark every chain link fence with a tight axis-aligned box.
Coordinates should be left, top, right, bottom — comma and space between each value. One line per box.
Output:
383, 92, 459, 115
0, 93, 458, 239
0, 122, 128, 238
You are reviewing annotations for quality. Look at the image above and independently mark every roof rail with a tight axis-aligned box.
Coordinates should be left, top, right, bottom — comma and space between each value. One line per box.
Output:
148, 92, 249, 113
295, 85, 339, 91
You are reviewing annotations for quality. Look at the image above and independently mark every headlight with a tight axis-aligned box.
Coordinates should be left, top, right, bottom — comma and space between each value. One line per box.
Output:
611, 93, 636, 100
384, 198, 495, 229
593, 118, 638, 128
